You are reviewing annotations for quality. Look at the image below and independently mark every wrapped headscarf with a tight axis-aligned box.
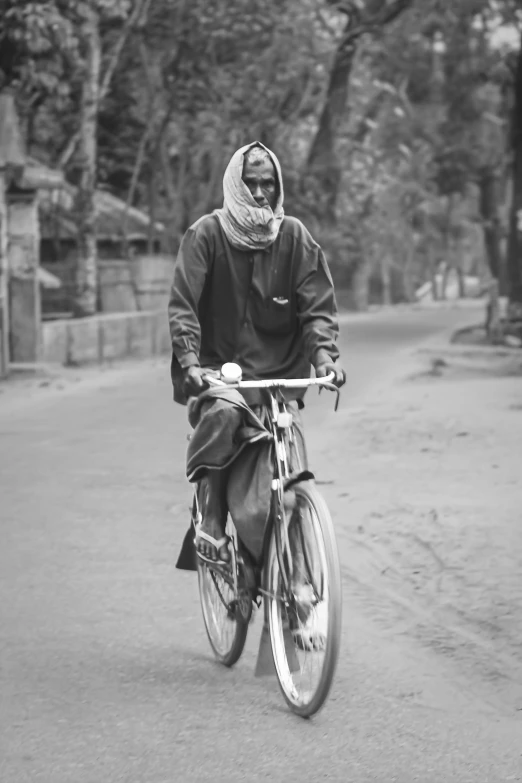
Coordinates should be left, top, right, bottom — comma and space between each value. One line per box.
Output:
214, 141, 284, 252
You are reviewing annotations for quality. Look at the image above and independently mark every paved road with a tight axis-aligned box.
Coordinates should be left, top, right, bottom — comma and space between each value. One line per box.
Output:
0, 305, 519, 782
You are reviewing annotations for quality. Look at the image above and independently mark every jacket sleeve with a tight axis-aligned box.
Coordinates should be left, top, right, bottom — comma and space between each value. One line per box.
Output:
168, 226, 210, 368
296, 244, 340, 368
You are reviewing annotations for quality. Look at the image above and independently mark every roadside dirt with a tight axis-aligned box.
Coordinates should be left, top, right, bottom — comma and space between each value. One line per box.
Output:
2, 318, 521, 719
0, 357, 170, 417
320, 349, 522, 716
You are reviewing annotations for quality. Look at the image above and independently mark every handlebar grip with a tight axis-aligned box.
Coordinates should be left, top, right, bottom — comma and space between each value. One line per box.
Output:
202, 373, 225, 387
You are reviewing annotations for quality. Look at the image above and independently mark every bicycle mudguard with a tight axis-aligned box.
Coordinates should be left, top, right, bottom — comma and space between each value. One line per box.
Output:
176, 524, 198, 571
283, 470, 315, 492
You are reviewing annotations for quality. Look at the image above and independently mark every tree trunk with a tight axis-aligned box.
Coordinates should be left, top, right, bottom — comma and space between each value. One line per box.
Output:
440, 194, 457, 300
401, 241, 415, 302
351, 257, 370, 311
479, 168, 505, 290
159, 137, 179, 253
72, 6, 101, 318
305, 12, 362, 223
59, 0, 152, 169
441, 261, 449, 300
506, 31, 522, 314
457, 265, 466, 298
147, 167, 156, 255
428, 243, 439, 300
380, 255, 392, 305
431, 273, 439, 300
485, 279, 503, 343
304, 0, 413, 224
122, 110, 156, 247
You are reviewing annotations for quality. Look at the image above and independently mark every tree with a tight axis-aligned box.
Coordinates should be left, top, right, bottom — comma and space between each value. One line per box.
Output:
4, 0, 520, 316
69, 0, 152, 317
0, 0, 152, 316
304, 0, 414, 225
72, 2, 101, 317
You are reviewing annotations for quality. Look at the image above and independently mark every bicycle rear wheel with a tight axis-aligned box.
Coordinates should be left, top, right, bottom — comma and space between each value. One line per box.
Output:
195, 489, 250, 667
266, 481, 342, 716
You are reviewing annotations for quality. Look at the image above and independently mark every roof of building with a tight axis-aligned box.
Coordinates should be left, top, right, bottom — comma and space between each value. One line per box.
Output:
0, 91, 162, 242
0, 96, 61, 189
38, 179, 165, 242
19, 158, 64, 191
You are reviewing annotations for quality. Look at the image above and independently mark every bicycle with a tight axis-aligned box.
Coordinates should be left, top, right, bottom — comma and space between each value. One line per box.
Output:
191, 365, 342, 718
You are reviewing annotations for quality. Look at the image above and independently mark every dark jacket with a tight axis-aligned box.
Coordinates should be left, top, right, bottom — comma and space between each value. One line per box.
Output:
168, 213, 339, 404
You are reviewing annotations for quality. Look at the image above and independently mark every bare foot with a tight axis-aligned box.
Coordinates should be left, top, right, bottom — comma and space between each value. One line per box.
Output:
292, 601, 327, 652
197, 515, 230, 562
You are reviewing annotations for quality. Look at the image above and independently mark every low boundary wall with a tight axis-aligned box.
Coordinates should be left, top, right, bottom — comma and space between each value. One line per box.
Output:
41, 310, 171, 366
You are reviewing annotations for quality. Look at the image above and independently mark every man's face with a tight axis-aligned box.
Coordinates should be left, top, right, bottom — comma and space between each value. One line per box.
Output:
242, 152, 278, 210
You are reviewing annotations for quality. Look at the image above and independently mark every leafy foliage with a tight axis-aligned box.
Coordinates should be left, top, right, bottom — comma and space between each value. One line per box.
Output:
2, 0, 522, 308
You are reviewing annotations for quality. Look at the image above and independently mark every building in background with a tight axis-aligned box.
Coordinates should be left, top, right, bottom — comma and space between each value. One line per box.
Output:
0, 89, 169, 377
38, 183, 166, 317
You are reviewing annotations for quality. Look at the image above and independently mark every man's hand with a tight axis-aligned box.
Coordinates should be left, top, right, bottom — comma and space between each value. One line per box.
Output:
316, 360, 346, 388
183, 366, 208, 397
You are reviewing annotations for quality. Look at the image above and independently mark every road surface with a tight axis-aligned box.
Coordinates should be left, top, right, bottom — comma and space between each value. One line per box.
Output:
0, 305, 519, 782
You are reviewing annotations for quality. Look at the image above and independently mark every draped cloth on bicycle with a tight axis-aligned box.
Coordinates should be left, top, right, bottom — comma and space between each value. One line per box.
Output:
185, 387, 272, 481
176, 386, 306, 570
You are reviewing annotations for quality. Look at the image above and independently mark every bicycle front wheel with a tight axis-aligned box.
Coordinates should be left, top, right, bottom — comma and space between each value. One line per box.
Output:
267, 481, 342, 717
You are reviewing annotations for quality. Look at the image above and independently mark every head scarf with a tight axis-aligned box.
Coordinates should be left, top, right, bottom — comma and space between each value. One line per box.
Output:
214, 141, 284, 252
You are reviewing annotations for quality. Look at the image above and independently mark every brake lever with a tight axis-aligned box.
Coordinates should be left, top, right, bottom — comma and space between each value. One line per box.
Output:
321, 381, 340, 411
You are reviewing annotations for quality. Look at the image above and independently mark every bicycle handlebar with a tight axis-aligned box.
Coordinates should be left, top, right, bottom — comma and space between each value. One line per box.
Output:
202, 372, 335, 390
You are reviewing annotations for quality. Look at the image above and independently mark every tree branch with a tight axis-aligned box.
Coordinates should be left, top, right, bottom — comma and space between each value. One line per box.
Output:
122, 36, 160, 241
367, 0, 414, 29
58, 0, 152, 169
337, 0, 414, 59
99, 0, 152, 104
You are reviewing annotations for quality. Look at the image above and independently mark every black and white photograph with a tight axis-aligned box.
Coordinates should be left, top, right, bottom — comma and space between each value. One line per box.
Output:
0, 1, 521, 780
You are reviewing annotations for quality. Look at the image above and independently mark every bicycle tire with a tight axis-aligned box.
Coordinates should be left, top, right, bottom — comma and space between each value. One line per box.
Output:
195, 491, 249, 667
266, 480, 342, 717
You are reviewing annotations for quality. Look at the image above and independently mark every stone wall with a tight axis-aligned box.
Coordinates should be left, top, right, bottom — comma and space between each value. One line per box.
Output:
41, 254, 174, 317
98, 255, 174, 313
41, 310, 171, 366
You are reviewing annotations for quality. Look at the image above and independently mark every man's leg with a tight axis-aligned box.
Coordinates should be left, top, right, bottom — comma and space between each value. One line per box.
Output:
188, 391, 243, 563
198, 467, 230, 562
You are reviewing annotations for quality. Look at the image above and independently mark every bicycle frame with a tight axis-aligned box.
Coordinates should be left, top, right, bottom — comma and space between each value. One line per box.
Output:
199, 372, 338, 608
268, 390, 302, 598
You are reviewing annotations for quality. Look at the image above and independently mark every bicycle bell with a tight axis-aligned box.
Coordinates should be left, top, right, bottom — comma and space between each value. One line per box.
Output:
221, 362, 242, 383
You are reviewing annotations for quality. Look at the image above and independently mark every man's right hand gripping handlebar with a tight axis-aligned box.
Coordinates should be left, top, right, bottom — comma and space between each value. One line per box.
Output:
182, 365, 208, 398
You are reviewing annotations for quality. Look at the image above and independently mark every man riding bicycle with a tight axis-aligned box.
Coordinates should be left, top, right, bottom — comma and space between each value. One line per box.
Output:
168, 141, 345, 570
